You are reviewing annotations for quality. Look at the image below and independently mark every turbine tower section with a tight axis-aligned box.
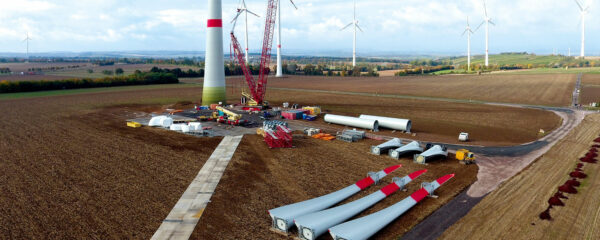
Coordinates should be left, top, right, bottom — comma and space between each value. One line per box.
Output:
203, 0, 227, 105
276, 1, 283, 77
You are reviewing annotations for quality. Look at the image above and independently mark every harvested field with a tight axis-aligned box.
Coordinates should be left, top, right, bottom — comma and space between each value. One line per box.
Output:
581, 74, 600, 105
255, 74, 576, 106
0, 88, 221, 239
191, 134, 478, 239
440, 114, 600, 240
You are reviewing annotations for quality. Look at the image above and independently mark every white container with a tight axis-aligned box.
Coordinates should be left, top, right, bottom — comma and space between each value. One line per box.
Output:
160, 117, 173, 128
458, 132, 469, 142
359, 115, 411, 132
149, 116, 167, 127
169, 123, 185, 131
181, 125, 190, 133
324, 114, 379, 131
189, 122, 202, 131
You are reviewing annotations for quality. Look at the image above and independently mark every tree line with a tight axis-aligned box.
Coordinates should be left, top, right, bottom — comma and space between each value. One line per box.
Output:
0, 71, 178, 94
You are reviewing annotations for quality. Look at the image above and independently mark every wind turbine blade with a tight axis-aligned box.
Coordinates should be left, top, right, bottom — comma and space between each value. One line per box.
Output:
231, 11, 242, 23
340, 23, 353, 31
474, 21, 485, 32
356, 24, 364, 32
488, 19, 496, 26
246, 9, 260, 17
483, 0, 488, 17
574, 0, 584, 11
461, 29, 468, 36
289, 0, 298, 10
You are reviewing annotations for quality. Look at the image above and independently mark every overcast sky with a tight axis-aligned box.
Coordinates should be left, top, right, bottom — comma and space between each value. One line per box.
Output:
1, 0, 599, 56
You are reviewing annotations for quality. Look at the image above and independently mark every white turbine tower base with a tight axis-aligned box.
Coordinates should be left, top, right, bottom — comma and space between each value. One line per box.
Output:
23, 33, 32, 63
231, 0, 260, 64
341, 0, 363, 68
574, 0, 589, 58
276, 0, 298, 78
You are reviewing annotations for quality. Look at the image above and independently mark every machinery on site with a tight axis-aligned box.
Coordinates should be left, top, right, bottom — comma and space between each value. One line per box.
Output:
455, 149, 476, 164
458, 132, 469, 142
230, 0, 278, 108
213, 106, 246, 126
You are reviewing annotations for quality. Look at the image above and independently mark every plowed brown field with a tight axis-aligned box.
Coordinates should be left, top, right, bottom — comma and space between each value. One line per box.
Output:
581, 74, 600, 105
258, 74, 576, 106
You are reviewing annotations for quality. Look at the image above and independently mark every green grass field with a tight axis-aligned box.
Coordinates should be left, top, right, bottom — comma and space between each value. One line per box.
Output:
451, 54, 577, 66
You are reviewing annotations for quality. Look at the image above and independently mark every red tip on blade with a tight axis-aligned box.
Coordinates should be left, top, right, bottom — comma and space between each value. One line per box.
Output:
380, 182, 401, 196
410, 188, 430, 203
408, 169, 427, 180
384, 165, 402, 174
355, 176, 375, 190
436, 174, 455, 185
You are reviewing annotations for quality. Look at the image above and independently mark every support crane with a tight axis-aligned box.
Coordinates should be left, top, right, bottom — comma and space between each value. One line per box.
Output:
230, 0, 278, 107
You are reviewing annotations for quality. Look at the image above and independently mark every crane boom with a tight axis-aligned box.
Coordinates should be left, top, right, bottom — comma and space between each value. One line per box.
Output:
230, 0, 278, 105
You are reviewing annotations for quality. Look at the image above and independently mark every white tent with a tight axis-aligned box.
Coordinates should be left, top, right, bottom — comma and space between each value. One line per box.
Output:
181, 125, 191, 133
189, 122, 202, 131
161, 117, 173, 128
149, 116, 167, 127
170, 123, 185, 131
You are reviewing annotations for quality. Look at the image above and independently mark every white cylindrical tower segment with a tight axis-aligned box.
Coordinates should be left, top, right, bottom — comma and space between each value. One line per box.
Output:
202, 0, 227, 105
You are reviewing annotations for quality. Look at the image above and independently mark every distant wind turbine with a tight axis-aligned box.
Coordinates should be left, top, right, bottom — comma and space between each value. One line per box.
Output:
476, 0, 495, 67
574, 0, 590, 58
463, 17, 480, 72
275, 0, 298, 78
231, 0, 260, 63
23, 33, 32, 63
341, 0, 363, 67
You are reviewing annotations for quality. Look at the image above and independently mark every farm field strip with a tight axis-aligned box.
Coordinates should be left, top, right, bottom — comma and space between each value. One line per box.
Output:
440, 113, 600, 240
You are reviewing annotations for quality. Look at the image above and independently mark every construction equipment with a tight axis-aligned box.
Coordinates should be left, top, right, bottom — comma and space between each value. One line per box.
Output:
230, 0, 278, 107
336, 129, 365, 143
215, 106, 245, 125
455, 149, 476, 164
127, 121, 142, 128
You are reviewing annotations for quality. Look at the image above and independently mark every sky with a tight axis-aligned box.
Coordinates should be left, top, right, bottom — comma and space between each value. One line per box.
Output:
1, 0, 599, 56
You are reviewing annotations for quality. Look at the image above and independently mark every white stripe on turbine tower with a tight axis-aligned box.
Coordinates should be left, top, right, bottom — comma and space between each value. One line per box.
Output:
23, 33, 32, 63
231, 0, 260, 63
202, 0, 227, 105
463, 17, 479, 72
478, 0, 495, 67
341, 0, 363, 67
276, 0, 298, 78
574, 0, 589, 58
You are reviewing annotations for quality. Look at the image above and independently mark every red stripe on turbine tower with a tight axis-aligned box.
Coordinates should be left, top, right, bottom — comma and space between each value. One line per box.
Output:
384, 165, 402, 174
408, 169, 427, 180
380, 183, 401, 196
207, 19, 223, 28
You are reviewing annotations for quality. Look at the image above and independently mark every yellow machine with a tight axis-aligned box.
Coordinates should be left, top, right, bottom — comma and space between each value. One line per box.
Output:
216, 106, 242, 121
455, 149, 475, 164
126, 121, 142, 128
242, 91, 269, 107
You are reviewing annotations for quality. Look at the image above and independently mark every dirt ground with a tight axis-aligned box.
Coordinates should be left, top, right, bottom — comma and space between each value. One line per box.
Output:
263, 89, 561, 146
581, 74, 600, 105
255, 74, 576, 106
0, 89, 221, 239
440, 114, 600, 240
192, 134, 478, 240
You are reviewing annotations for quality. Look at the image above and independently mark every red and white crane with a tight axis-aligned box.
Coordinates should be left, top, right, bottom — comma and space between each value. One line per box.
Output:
230, 0, 278, 106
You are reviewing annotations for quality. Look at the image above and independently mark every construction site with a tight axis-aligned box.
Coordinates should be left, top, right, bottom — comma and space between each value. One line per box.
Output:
2, 1, 600, 240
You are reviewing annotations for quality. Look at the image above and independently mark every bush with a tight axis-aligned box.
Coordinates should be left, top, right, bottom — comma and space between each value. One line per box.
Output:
0, 72, 178, 93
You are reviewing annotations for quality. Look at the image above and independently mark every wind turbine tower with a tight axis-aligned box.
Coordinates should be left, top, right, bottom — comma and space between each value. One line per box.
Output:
232, 0, 259, 63
202, 0, 227, 105
23, 33, 32, 63
463, 17, 479, 72
574, 0, 589, 58
275, 0, 298, 78
341, 0, 363, 67
478, 0, 495, 67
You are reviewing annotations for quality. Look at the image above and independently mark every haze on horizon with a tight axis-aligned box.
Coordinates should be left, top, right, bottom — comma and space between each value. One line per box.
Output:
1, 0, 599, 56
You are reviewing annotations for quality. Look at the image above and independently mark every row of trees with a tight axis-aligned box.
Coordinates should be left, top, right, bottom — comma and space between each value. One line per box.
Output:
394, 65, 454, 76
0, 72, 178, 93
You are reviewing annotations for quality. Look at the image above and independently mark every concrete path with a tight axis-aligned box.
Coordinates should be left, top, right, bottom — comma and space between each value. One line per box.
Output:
151, 135, 243, 240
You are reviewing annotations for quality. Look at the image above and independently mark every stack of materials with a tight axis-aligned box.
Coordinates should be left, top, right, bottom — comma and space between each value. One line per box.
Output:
336, 130, 366, 143
302, 106, 322, 115
149, 115, 174, 128
263, 120, 288, 131
312, 133, 336, 141
304, 128, 321, 136
282, 110, 304, 120
265, 125, 293, 148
